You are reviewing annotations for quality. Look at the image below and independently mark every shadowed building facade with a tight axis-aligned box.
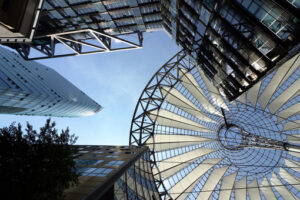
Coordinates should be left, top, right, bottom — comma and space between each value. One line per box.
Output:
0, 0, 44, 43
65, 145, 160, 200
0, 46, 102, 117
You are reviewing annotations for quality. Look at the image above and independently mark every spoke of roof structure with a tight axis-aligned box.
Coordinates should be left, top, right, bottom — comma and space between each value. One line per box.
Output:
248, 178, 261, 200
219, 172, 237, 200
260, 176, 277, 200
169, 158, 222, 200
235, 176, 247, 200
270, 172, 297, 200
145, 134, 213, 152
196, 166, 229, 199
153, 147, 217, 179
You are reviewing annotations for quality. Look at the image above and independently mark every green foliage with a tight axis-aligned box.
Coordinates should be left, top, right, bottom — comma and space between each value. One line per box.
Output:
0, 119, 79, 200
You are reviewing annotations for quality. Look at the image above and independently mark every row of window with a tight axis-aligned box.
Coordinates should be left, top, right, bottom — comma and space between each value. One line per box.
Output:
75, 159, 124, 167
76, 167, 114, 177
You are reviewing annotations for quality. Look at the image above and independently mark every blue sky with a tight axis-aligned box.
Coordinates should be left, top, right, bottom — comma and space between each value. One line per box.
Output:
0, 31, 180, 145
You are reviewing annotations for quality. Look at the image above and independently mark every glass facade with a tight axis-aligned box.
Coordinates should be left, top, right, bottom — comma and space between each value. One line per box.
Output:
64, 145, 160, 200
161, 0, 299, 101
38, 0, 163, 37
0, 46, 102, 117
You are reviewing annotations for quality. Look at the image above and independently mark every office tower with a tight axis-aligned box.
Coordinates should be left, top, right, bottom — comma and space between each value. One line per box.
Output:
130, 50, 300, 199
0, 46, 102, 117
65, 145, 160, 200
161, 0, 300, 100
0, 0, 163, 60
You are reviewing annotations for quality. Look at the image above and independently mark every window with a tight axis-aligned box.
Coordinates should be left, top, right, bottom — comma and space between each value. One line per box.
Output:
105, 160, 124, 167
76, 167, 113, 177
87, 154, 102, 158
75, 159, 103, 166
106, 155, 118, 158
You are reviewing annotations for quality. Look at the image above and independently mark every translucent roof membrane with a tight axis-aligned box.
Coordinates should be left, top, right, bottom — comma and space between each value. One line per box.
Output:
130, 51, 300, 199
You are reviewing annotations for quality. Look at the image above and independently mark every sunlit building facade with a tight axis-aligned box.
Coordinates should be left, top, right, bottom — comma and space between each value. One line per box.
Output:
1, 0, 163, 60
65, 145, 160, 200
161, 0, 300, 100
0, 46, 102, 117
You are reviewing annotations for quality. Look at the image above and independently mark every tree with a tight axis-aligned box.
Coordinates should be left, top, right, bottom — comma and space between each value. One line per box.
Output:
0, 119, 79, 200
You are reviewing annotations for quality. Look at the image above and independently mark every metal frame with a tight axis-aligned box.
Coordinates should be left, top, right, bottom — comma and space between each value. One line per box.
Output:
11, 29, 143, 60
129, 50, 197, 199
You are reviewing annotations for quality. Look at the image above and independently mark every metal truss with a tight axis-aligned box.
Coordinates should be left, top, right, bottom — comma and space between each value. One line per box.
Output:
11, 29, 143, 60
129, 50, 197, 199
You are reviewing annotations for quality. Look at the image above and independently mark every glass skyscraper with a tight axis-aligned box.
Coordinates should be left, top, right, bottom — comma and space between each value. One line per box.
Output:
0, 46, 102, 117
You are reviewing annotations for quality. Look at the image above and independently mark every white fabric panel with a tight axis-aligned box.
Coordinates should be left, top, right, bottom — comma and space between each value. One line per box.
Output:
196, 167, 229, 200
179, 69, 221, 116
169, 158, 222, 199
248, 178, 261, 200
114, 182, 126, 200
218, 172, 237, 200
268, 78, 300, 114
258, 52, 300, 110
161, 87, 217, 123
291, 90, 300, 101
235, 176, 247, 200
247, 81, 262, 107
176, 180, 199, 200
284, 158, 300, 174
153, 161, 191, 180
289, 151, 300, 158
146, 134, 213, 151
260, 176, 276, 200
149, 109, 214, 132
278, 53, 300, 85
230, 100, 237, 107
237, 93, 247, 107
287, 134, 300, 145
155, 147, 216, 179
197, 67, 229, 110
277, 102, 300, 122
283, 120, 300, 131
270, 172, 297, 200
278, 167, 300, 191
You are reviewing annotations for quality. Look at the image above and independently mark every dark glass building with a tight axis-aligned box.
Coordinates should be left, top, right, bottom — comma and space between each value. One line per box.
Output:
1, 0, 163, 59
65, 145, 160, 200
161, 0, 300, 100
